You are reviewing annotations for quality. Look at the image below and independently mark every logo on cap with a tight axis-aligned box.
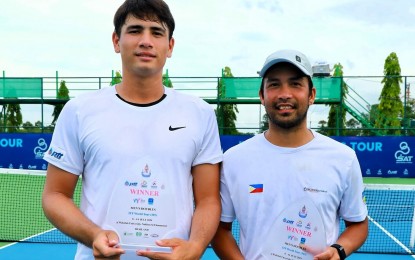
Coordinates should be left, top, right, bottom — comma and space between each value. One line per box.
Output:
296, 55, 301, 63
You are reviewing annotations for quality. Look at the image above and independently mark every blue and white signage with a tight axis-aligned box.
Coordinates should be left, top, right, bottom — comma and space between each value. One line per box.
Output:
332, 136, 414, 178
0, 134, 413, 178
220, 135, 415, 178
0, 134, 50, 170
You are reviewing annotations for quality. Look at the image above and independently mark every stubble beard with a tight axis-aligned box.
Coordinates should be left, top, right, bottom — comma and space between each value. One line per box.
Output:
266, 104, 309, 130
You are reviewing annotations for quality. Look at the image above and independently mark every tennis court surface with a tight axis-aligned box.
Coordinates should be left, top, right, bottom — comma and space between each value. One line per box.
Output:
1, 169, 415, 259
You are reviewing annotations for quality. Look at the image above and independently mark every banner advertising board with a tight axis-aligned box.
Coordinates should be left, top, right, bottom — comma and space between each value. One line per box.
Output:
0, 134, 413, 178
220, 135, 415, 178
0, 134, 50, 171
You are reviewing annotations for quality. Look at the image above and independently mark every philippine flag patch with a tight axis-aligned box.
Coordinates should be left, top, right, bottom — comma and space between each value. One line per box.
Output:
249, 184, 263, 193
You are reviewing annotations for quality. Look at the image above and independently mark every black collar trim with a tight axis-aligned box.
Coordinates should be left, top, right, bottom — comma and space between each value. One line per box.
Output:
116, 94, 167, 107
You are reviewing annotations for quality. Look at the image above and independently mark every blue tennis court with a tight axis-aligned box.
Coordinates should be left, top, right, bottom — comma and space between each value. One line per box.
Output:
1, 242, 414, 259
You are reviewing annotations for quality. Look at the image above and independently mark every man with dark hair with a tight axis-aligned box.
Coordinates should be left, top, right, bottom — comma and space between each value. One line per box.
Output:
42, 1, 222, 259
211, 49, 368, 260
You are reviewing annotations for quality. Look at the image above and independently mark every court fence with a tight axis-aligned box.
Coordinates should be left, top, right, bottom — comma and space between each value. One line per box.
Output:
1, 74, 415, 136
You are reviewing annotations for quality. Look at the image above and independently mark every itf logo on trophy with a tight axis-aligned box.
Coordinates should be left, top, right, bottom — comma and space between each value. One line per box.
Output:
261, 197, 326, 259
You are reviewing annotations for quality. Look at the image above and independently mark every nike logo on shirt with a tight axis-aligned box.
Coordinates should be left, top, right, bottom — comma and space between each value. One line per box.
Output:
169, 126, 186, 131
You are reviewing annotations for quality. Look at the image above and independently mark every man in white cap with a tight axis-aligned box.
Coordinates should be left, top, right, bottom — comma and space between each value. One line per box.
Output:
211, 49, 368, 260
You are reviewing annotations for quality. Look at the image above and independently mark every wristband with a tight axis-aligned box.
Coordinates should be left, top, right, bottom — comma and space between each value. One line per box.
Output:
330, 243, 346, 260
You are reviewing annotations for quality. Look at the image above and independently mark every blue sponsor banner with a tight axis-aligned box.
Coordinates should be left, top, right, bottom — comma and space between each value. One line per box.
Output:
0, 134, 413, 178
220, 135, 253, 152
0, 133, 51, 170
221, 135, 415, 178
332, 136, 414, 178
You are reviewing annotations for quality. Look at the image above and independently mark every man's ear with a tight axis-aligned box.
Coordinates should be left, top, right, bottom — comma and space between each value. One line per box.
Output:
112, 32, 120, 53
259, 88, 265, 106
166, 37, 175, 58
309, 87, 316, 105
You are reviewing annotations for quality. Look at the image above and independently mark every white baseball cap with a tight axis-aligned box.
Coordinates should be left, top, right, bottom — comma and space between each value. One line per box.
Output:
258, 49, 312, 77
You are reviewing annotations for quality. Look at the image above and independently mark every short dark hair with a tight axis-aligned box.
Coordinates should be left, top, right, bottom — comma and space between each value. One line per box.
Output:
259, 62, 314, 96
113, 0, 175, 39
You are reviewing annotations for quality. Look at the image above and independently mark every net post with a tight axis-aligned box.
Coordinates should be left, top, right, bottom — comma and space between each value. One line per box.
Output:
410, 201, 415, 248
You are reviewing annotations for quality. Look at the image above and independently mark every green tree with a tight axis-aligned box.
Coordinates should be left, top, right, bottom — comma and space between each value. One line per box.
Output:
326, 63, 348, 136
22, 121, 34, 132
402, 98, 415, 135
163, 69, 173, 88
35, 120, 42, 129
344, 118, 361, 136
110, 70, 172, 88
259, 113, 268, 133
375, 52, 403, 135
110, 71, 122, 86
0, 106, 5, 133
316, 120, 329, 135
52, 80, 70, 126
215, 67, 239, 135
361, 104, 380, 136
6, 102, 23, 132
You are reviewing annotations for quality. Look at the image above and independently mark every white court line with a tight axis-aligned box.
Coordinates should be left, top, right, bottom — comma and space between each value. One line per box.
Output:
368, 215, 415, 258
0, 228, 57, 250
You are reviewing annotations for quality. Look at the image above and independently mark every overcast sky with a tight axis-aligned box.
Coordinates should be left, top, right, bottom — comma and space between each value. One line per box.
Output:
2, 0, 415, 78
1, 0, 415, 129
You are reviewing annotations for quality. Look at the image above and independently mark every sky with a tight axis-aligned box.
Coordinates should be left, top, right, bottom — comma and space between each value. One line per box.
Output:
1, 0, 415, 129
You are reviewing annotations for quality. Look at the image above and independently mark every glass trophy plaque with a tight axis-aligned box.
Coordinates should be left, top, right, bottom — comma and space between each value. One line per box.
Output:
261, 197, 326, 259
104, 158, 176, 256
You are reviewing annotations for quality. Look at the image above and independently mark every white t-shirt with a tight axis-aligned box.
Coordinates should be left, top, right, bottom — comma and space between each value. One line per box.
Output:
44, 86, 223, 260
220, 131, 367, 260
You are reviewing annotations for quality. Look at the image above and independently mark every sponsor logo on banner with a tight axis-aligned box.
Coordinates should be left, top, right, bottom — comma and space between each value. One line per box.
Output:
395, 142, 413, 164
348, 141, 383, 152
0, 134, 52, 170
0, 138, 23, 148
34, 138, 48, 159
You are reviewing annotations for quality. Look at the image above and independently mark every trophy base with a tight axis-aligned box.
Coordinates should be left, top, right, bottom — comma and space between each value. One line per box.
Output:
119, 243, 173, 253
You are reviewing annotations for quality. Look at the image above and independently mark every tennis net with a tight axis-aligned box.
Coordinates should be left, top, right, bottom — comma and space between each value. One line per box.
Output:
0, 169, 80, 244
1, 169, 415, 255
